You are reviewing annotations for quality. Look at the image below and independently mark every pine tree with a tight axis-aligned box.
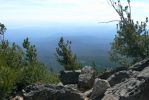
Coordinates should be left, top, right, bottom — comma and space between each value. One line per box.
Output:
56, 37, 81, 71
0, 23, 6, 41
109, 0, 149, 66
23, 38, 37, 63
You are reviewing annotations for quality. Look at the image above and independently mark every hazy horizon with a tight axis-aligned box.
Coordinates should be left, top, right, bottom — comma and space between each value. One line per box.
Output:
3, 24, 117, 71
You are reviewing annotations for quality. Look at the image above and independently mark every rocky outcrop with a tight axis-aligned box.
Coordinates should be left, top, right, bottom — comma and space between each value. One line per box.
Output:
90, 78, 110, 100
102, 65, 149, 100
78, 66, 96, 91
129, 58, 149, 71
59, 70, 81, 85
107, 70, 139, 86
12, 59, 149, 100
104, 78, 149, 100
99, 67, 128, 80
23, 84, 84, 100
137, 66, 149, 79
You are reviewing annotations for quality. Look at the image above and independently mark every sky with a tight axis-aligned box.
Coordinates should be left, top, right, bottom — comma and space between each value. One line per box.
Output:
0, 0, 149, 28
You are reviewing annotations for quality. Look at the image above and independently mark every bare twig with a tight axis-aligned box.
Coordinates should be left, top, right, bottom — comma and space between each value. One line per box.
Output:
128, 0, 131, 19
98, 20, 120, 23
109, 0, 127, 24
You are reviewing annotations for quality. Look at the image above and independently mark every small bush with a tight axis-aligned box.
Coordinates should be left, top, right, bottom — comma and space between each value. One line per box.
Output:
0, 66, 22, 99
19, 63, 59, 87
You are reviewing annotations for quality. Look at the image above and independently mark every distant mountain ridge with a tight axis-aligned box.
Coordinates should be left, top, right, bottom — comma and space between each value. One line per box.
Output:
5, 25, 116, 71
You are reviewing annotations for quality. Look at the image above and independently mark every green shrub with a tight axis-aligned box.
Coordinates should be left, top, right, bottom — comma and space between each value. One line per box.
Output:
0, 38, 59, 99
19, 63, 59, 87
0, 66, 22, 99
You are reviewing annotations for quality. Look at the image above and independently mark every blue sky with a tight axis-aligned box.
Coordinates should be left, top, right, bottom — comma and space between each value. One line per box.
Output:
0, 0, 148, 28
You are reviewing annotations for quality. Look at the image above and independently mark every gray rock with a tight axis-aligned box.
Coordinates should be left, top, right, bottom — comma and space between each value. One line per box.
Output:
90, 78, 110, 100
57, 82, 63, 86
129, 58, 149, 71
59, 70, 81, 85
137, 66, 149, 79
83, 88, 93, 98
64, 84, 78, 91
102, 94, 119, 100
98, 69, 115, 80
102, 78, 146, 100
23, 83, 84, 100
102, 66, 149, 100
107, 70, 139, 86
11, 96, 23, 100
98, 67, 128, 80
78, 66, 96, 91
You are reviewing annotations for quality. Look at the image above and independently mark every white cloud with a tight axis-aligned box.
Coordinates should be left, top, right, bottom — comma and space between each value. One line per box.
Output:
0, 0, 148, 28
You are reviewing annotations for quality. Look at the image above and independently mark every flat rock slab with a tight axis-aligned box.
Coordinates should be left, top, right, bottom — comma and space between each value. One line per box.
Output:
23, 84, 84, 100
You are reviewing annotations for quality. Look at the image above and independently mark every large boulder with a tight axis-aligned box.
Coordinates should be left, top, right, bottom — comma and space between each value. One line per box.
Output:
23, 83, 84, 100
90, 78, 110, 100
129, 58, 149, 71
107, 70, 139, 86
102, 78, 148, 100
83, 89, 93, 98
59, 70, 81, 85
98, 67, 128, 80
137, 66, 149, 79
102, 66, 149, 100
78, 66, 96, 91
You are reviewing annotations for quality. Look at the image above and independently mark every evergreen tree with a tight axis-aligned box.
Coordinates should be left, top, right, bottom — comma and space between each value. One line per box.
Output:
0, 23, 6, 41
56, 37, 81, 70
23, 38, 37, 63
109, 0, 149, 66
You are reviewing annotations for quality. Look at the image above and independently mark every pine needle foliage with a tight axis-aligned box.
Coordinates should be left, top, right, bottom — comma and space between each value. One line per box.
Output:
0, 24, 59, 99
109, 0, 149, 66
56, 37, 81, 71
